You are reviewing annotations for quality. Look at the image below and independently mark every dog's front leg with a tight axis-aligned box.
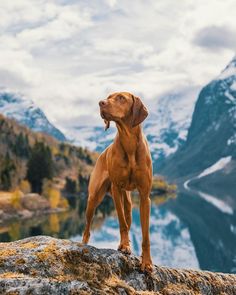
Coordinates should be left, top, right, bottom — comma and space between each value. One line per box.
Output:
139, 189, 153, 272
112, 184, 131, 254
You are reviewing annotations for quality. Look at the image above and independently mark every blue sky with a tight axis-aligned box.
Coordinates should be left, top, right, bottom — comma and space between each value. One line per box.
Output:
0, 0, 236, 129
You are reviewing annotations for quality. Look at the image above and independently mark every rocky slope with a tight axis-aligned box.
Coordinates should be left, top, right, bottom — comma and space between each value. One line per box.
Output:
0, 90, 66, 141
0, 236, 235, 295
160, 56, 236, 196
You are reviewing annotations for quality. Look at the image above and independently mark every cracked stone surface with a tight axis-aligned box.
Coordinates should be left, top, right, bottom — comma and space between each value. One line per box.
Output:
0, 236, 235, 294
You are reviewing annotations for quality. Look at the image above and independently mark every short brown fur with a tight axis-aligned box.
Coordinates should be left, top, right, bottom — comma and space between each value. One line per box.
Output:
82, 92, 153, 272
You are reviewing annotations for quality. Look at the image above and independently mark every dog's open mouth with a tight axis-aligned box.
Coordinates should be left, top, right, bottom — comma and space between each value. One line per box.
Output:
100, 111, 110, 131
104, 119, 110, 131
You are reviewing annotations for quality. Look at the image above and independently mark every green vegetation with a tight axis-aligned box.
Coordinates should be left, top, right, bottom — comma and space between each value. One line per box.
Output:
27, 142, 54, 193
65, 177, 77, 194
0, 113, 96, 196
0, 152, 16, 190
152, 176, 177, 194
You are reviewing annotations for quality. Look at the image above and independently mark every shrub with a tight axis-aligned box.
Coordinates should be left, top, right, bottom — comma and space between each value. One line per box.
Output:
58, 197, 69, 209
19, 180, 31, 194
42, 179, 60, 208
50, 188, 61, 209
10, 189, 23, 209
49, 214, 60, 233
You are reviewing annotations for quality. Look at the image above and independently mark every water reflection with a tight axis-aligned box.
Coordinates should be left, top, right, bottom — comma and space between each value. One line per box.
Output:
169, 192, 236, 273
0, 195, 114, 242
0, 191, 236, 273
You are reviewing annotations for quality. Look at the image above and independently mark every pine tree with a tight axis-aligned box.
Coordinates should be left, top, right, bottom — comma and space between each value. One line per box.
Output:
14, 133, 30, 157
26, 142, 54, 193
65, 177, 77, 194
0, 152, 16, 190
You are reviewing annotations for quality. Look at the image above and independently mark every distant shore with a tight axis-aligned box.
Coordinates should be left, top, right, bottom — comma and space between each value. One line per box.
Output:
0, 191, 69, 224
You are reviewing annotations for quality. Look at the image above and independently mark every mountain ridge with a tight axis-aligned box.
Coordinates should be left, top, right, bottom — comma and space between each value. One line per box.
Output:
0, 90, 66, 142
159, 55, 236, 198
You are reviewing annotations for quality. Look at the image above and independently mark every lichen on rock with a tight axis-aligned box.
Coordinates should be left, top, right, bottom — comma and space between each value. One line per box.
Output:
0, 236, 235, 294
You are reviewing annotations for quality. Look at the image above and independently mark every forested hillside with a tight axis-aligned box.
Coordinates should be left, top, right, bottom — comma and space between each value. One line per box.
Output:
0, 114, 97, 194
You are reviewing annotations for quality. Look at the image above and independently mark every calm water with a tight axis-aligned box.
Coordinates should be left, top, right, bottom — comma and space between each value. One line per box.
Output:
0, 190, 236, 274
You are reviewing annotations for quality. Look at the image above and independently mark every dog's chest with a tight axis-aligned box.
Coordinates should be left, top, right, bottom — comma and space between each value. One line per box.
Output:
109, 153, 138, 190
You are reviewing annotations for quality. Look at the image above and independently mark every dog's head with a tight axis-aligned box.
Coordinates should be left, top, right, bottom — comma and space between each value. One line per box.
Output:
99, 92, 148, 130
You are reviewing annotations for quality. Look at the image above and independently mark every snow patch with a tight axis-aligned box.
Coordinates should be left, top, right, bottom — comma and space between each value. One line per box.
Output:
197, 156, 232, 179
0, 91, 65, 141
225, 90, 236, 103
198, 191, 233, 215
183, 179, 191, 191
218, 67, 236, 80
228, 135, 236, 146
217, 56, 236, 81
231, 82, 236, 91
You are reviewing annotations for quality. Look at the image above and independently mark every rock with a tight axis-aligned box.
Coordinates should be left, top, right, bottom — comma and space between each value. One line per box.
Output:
18, 209, 33, 219
0, 236, 235, 295
21, 194, 50, 211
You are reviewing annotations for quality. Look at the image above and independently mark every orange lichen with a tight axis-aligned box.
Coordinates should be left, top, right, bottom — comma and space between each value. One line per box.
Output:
16, 258, 26, 265
0, 272, 26, 279
106, 275, 135, 293
30, 269, 38, 277
35, 240, 62, 265
162, 282, 198, 295
19, 242, 38, 249
0, 248, 17, 259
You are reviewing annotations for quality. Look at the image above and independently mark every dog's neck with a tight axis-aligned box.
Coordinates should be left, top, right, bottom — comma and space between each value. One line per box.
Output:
115, 119, 142, 165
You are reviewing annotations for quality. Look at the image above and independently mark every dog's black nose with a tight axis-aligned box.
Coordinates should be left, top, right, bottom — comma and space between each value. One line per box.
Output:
99, 100, 106, 107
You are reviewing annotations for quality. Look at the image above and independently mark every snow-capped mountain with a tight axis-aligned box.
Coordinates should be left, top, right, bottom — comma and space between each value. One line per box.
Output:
160, 55, 236, 197
0, 90, 66, 141
68, 87, 200, 173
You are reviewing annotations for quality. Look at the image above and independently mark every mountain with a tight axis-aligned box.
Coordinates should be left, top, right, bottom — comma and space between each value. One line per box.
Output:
67, 87, 200, 173
0, 113, 95, 192
0, 90, 66, 141
160, 56, 236, 197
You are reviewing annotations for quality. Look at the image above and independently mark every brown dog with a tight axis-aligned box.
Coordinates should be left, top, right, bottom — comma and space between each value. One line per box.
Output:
82, 92, 153, 272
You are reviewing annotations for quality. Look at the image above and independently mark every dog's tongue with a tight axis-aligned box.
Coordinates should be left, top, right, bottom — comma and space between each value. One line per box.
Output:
104, 119, 110, 131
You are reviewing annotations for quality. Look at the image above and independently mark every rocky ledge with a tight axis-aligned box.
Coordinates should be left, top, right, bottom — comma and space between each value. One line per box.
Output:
0, 236, 235, 295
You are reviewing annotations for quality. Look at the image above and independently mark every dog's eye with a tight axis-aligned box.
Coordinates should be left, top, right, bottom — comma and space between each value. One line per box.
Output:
117, 95, 125, 101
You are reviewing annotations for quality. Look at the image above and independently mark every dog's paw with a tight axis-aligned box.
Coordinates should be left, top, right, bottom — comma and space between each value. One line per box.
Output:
140, 255, 153, 273
82, 232, 90, 244
140, 261, 153, 273
118, 244, 131, 254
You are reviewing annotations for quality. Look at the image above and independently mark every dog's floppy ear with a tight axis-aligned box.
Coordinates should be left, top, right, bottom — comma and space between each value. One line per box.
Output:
131, 96, 148, 127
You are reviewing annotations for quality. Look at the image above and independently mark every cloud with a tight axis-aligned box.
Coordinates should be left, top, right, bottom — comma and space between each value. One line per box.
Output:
0, 0, 235, 130
193, 25, 236, 50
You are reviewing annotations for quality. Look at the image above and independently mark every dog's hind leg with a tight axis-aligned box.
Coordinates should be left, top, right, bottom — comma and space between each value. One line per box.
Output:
82, 153, 110, 244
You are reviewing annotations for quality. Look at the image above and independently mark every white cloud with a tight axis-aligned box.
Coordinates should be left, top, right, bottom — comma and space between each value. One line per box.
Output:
0, 0, 235, 130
